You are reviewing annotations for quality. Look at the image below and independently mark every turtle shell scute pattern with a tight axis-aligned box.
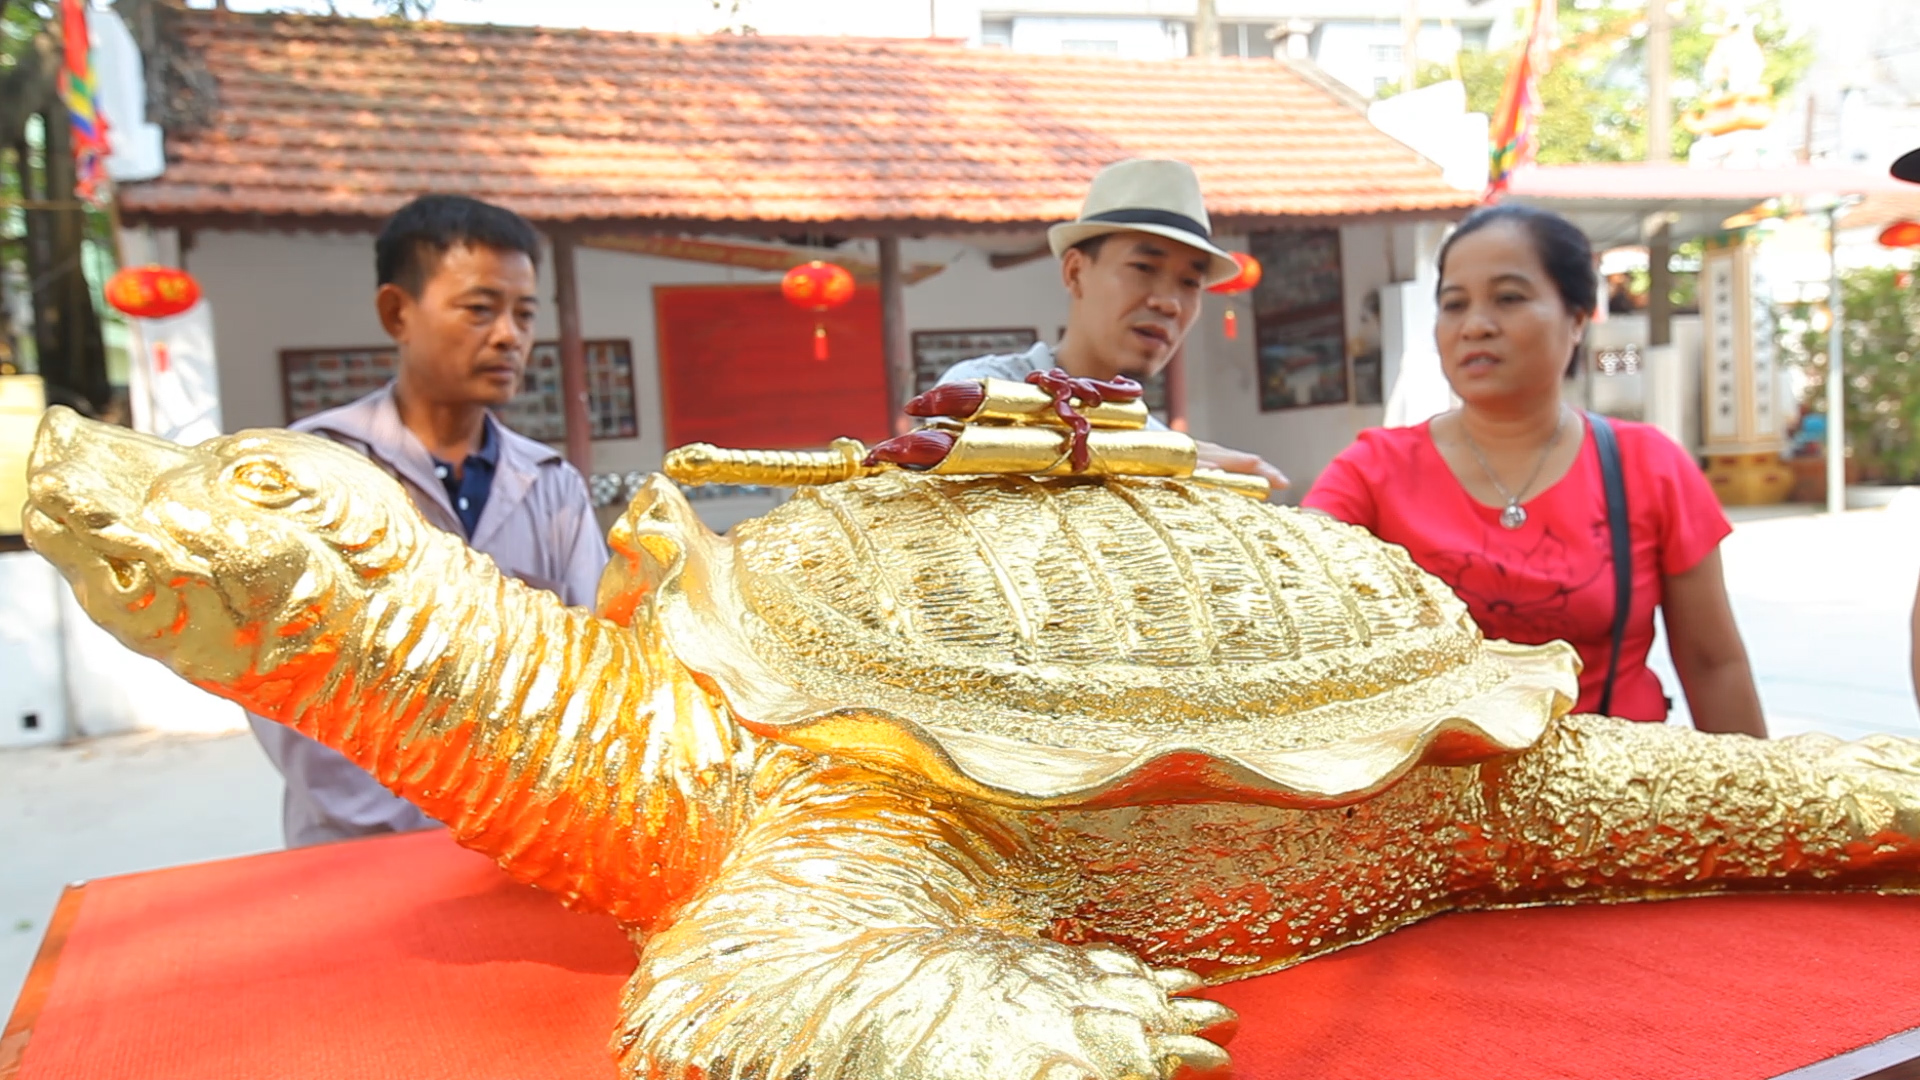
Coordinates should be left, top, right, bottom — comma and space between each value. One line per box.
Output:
718, 472, 1557, 773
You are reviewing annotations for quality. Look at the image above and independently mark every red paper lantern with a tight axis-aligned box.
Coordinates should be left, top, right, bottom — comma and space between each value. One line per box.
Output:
1208, 253, 1261, 340
1206, 252, 1263, 295
104, 265, 201, 320
780, 260, 857, 360
1879, 221, 1920, 249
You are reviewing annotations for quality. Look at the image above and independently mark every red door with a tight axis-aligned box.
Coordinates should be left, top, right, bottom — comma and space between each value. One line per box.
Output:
653, 283, 891, 451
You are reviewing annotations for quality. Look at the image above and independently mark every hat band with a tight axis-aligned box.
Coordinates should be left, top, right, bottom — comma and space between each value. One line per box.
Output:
1081, 208, 1212, 243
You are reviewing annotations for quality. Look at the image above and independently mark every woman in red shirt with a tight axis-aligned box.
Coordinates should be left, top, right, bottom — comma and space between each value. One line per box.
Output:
1304, 205, 1766, 734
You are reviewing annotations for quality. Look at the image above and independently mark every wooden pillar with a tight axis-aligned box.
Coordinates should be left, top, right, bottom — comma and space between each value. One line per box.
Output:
550, 233, 593, 477
1826, 208, 1846, 515
1648, 224, 1673, 348
1193, 0, 1219, 57
1646, 0, 1672, 350
1165, 344, 1189, 433
879, 236, 913, 436
1647, 0, 1671, 164
1400, 0, 1420, 91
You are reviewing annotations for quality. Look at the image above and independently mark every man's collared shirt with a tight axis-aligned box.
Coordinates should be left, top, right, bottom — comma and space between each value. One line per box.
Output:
428, 416, 500, 539
934, 340, 1169, 431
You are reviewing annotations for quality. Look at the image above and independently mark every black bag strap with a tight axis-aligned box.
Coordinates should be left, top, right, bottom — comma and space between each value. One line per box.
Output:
1588, 411, 1630, 716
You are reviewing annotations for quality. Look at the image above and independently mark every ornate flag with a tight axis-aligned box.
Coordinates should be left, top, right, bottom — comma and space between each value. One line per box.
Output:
59, 0, 111, 206
1487, 0, 1554, 198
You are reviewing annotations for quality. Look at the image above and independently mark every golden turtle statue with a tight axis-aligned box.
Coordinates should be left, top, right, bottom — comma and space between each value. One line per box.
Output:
23, 402, 1920, 1080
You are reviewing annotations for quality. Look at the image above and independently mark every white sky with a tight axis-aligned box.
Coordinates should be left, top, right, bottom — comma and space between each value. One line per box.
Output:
174, 0, 1914, 104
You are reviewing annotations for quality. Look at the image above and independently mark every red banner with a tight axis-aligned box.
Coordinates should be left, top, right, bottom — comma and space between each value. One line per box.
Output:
654, 284, 890, 451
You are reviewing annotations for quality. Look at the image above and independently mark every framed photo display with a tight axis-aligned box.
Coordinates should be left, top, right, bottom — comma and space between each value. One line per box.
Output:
1248, 229, 1349, 411
906, 326, 1172, 424
280, 340, 639, 441
910, 328, 1039, 395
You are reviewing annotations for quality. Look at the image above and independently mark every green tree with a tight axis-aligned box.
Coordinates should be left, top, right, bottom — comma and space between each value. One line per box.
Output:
1384, 0, 1813, 165
0, 0, 111, 414
1782, 266, 1920, 482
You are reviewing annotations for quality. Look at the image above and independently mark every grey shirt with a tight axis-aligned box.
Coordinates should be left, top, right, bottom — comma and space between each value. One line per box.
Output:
936, 341, 1168, 431
248, 383, 609, 848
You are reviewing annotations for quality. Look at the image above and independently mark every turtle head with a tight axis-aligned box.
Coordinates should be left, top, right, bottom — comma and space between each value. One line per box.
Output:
25, 407, 426, 687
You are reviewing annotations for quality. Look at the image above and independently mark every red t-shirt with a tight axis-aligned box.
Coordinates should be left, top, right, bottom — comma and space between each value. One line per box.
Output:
1302, 419, 1730, 721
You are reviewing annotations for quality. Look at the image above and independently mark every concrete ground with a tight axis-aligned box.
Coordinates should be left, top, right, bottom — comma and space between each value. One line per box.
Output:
1656, 490, 1920, 741
1, 732, 283, 1012
5, 494, 1920, 1012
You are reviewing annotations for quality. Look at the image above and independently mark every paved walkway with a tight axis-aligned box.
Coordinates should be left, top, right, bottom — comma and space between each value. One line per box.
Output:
0, 733, 283, 1012
5, 497, 1919, 1009
1656, 495, 1920, 741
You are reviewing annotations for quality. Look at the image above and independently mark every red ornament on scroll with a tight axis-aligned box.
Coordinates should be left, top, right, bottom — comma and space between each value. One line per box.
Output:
780, 260, 856, 361
104, 266, 201, 320
1206, 252, 1262, 341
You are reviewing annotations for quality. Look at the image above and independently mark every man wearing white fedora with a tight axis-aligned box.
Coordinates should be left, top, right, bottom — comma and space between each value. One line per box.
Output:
936, 158, 1290, 491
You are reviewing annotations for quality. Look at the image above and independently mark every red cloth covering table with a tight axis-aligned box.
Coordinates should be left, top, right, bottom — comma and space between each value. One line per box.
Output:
5, 828, 1920, 1080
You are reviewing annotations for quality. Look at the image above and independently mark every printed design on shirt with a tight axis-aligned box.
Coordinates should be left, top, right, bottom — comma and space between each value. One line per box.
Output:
1422, 516, 1612, 643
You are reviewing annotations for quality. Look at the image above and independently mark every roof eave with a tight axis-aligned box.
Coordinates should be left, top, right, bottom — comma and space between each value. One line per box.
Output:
120, 203, 1477, 237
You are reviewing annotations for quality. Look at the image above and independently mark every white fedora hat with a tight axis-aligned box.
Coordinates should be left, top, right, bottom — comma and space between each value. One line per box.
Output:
1047, 159, 1242, 286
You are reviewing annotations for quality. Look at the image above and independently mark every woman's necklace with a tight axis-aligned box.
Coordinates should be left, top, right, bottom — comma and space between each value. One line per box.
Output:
1460, 406, 1569, 530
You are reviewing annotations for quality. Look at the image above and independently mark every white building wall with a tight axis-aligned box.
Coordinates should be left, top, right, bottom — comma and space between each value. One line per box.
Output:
1193, 223, 1402, 498
1007, 15, 1185, 57
180, 221, 1417, 503
1311, 22, 1387, 97
0, 552, 69, 747
1309, 20, 1468, 98
181, 230, 1080, 478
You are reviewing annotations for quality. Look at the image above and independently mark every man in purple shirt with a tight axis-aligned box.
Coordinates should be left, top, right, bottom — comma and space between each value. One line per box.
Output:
250, 194, 608, 847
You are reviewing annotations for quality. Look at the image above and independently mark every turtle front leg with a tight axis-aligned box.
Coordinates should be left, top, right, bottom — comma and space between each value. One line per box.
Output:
616, 754, 1236, 1080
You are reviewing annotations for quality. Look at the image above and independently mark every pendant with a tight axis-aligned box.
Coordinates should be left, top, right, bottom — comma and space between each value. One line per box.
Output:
1500, 502, 1527, 530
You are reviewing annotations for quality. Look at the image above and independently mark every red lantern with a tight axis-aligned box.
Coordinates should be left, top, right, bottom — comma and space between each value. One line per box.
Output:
1206, 252, 1263, 295
1207, 252, 1261, 340
104, 265, 201, 320
1879, 221, 1920, 249
780, 260, 857, 361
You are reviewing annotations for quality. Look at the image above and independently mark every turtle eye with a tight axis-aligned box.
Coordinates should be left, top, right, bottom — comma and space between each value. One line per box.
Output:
228, 459, 300, 507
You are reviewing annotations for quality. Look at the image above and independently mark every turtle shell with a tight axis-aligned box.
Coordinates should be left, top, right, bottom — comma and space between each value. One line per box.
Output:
618, 470, 1577, 809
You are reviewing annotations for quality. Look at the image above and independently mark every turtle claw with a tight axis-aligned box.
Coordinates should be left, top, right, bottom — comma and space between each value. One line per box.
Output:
1151, 966, 1206, 995
1045, 948, 1233, 1079
1152, 1034, 1234, 1079
1082, 943, 1150, 975
1168, 996, 1239, 1045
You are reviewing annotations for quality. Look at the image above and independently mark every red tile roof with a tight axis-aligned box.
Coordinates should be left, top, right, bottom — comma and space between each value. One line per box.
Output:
119, 11, 1474, 231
